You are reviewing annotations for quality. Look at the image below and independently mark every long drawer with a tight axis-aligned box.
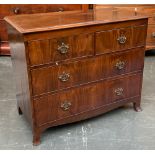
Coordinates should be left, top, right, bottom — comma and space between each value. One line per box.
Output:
33, 73, 142, 126
31, 47, 144, 96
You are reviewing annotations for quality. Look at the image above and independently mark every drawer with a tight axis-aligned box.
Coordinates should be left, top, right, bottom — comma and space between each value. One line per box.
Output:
146, 25, 155, 45
95, 25, 147, 55
31, 47, 144, 96
107, 73, 142, 103
0, 4, 83, 18
28, 33, 94, 66
33, 73, 142, 126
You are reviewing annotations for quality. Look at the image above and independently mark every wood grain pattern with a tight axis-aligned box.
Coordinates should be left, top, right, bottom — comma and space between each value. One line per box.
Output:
34, 73, 142, 126
31, 47, 144, 96
4, 9, 148, 34
132, 25, 147, 47
28, 33, 94, 66
5, 10, 148, 145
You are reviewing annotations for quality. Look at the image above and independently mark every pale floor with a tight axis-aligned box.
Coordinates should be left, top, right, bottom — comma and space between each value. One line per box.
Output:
0, 54, 155, 150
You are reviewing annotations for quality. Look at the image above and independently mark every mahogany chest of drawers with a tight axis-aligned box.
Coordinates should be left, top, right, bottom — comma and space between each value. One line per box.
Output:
5, 10, 148, 145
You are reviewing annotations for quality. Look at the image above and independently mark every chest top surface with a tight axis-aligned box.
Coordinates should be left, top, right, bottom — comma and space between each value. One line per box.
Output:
4, 8, 148, 33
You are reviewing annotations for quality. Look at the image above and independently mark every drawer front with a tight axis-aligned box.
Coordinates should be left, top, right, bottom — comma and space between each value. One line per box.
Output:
28, 33, 94, 66
31, 47, 144, 96
34, 73, 142, 126
95, 25, 147, 55
0, 4, 83, 18
107, 73, 142, 103
146, 25, 155, 45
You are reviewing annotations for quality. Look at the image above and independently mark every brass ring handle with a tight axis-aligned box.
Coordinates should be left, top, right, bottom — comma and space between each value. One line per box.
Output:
61, 101, 71, 111
152, 32, 155, 38
58, 42, 69, 54
117, 36, 127, 44
115, 88, 124, 96
115, 61, 125, 70
12, 7, 20, 14
58, 72, 70, 82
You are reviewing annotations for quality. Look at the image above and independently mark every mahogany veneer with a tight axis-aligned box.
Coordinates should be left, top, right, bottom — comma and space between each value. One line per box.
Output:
5, 9, 148, 145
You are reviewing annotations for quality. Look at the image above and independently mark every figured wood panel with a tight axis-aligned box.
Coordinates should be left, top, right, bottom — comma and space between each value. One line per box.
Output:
31, 47, 144, 96
31, 55, 108, 96
34, 73, 142, 126
108, 73, 142, 103
28, 33, 94, 66
95, 30, 114, 54
95, 25, 147, 55
132, 25, 147, 47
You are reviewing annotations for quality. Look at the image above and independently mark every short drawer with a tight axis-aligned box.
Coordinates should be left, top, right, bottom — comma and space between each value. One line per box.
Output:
33, 73, 142, 126
95, 24, 147, 54
28, 33, 94, 66
31, 47, 144, 96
